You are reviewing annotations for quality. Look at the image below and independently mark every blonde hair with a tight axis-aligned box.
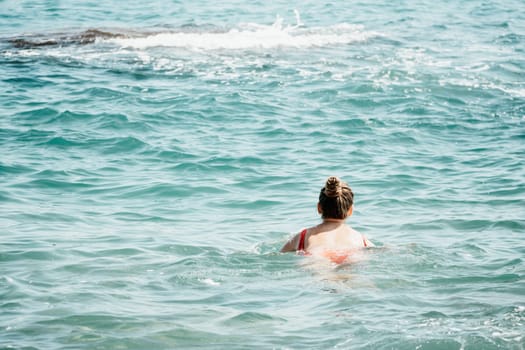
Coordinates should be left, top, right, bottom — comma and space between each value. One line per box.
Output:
318, 176, 354, 219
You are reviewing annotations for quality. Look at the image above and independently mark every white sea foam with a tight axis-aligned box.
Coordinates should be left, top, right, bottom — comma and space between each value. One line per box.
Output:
108, 16, 376, 51
201, 278, 220, 286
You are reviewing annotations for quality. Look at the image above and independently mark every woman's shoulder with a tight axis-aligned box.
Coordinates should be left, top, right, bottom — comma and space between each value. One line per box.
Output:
329, 226, 367, 248
280, 228, 308, 253
348, 227, 374, 248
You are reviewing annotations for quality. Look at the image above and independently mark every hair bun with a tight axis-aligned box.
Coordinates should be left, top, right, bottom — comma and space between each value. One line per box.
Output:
324, 176, 342, 197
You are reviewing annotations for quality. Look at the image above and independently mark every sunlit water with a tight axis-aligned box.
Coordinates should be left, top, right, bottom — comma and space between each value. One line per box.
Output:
1, 0, 524, 349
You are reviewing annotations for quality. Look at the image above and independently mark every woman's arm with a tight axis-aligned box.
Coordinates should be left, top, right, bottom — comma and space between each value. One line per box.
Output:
280, 232, 300, 252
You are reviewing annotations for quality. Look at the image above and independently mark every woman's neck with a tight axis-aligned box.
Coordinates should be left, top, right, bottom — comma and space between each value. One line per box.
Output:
312, 218, 348, 235
320, 218, 346, 228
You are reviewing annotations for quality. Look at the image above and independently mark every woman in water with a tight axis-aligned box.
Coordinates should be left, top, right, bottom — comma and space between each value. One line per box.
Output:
281, 176, 373, 263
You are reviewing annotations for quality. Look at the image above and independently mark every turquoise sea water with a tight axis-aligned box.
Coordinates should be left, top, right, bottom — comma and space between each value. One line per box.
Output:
1, 0, 525, 349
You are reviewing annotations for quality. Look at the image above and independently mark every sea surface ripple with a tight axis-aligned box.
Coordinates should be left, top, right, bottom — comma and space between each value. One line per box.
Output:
1, 0, 524, 349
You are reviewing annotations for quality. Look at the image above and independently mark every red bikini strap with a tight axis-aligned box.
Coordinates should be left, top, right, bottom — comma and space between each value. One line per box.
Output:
298, 229, 307, 251
362, 235, 368, 247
